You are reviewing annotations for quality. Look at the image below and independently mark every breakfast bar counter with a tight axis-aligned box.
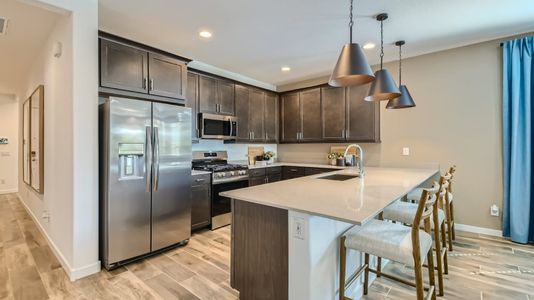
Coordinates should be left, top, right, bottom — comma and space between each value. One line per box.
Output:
221, 166, 439, 300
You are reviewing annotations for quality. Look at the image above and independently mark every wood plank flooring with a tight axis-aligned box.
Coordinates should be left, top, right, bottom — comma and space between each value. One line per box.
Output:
1, 193, 534, 299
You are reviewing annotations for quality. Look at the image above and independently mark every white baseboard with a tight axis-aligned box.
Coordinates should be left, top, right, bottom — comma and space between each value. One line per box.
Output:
0, 188, 18, 195
15, 194, 101, 281
455, 223, 502, 237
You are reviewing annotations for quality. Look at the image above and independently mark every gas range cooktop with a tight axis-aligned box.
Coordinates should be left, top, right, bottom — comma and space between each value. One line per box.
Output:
192, 151, 249, 183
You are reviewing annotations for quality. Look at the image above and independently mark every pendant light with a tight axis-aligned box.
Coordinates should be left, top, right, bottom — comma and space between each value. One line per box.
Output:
329, 0, 375, 87
364, 13, 401, 101
386, 40, 416, 109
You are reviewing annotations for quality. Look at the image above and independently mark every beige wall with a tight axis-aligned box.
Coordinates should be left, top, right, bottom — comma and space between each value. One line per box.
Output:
277, 36, 517, 231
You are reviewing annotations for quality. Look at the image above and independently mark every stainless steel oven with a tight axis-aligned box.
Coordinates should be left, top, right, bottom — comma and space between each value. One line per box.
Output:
211, 177, 248, 229
199, 113, 237, 139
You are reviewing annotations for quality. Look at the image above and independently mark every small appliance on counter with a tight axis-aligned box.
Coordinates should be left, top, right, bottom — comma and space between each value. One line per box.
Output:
192, 151, 249, 229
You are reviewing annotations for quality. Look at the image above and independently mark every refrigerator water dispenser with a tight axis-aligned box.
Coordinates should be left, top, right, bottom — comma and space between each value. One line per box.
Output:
118, 143, 144, 180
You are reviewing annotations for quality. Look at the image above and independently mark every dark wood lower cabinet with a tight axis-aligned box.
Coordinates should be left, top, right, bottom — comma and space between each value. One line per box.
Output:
231, 200, 288, 300
282, 166, 306, 180
191, 174, 211, 230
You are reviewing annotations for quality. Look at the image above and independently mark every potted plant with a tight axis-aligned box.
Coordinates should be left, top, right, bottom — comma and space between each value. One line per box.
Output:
263, 151, 275, 164
327, 152, 340, 166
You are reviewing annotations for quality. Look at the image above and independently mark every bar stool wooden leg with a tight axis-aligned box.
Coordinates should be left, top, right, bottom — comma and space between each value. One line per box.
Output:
441, 222, 449, 275
339, 236, 346, 300
432, 210, 444, 296
364, 253, 370, 295
425, 222, 437, 300
450, 201, 456, 240
445, 202, 454, 252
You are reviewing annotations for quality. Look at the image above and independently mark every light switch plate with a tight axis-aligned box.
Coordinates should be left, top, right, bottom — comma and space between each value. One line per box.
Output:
292, 217, 306, 240
490, 204, 500, 217
402, 147, 410, 156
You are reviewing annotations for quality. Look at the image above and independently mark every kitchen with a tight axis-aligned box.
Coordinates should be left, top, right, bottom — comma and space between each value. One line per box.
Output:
1, 0, 534, 300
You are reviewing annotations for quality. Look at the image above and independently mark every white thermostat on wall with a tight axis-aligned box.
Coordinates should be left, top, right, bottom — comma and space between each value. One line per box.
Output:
0, 138, 8, 145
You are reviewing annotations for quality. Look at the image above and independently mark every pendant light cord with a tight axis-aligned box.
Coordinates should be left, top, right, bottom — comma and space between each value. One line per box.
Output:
398, 42, 402, 85
349, 0, 354, 43
380, 19, 384, 69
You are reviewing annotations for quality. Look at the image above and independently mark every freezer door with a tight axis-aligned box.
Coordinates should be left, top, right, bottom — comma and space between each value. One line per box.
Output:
151, 103, 192, 251
104, 97, 152, 265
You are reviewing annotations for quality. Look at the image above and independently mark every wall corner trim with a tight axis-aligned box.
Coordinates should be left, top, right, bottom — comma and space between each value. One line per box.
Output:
16, 194, 101, 281
455, 223, 503, 237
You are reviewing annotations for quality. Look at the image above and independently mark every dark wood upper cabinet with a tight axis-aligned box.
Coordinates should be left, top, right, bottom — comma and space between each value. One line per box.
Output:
264, 92, 278, 142
300, 88, 322, 142
235, 84, 250, 141
346, 84, 380, 142
100, 39, 148, 94
148, 52, 187, 99
217, 80, 235, 115
198, 75, 218, 114
281, 92, 300, 143
186, 72, 200, 141
249, 89, 265, 141
321, 86, 346, 140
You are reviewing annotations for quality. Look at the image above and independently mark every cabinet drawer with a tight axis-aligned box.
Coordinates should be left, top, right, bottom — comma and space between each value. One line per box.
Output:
266, 166, 282, 175
249, 168, 266, 177
304, 167, 337, 176
282, 166, 305, 180
192, 173, 211, 186
267, 174, 282, 183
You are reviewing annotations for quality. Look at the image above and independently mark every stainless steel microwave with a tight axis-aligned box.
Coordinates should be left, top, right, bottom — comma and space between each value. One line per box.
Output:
199, 113, 238, 139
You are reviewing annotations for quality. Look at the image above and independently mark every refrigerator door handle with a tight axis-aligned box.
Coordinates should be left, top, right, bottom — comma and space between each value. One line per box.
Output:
145, 126, 152, 192
153, 127, 160, 191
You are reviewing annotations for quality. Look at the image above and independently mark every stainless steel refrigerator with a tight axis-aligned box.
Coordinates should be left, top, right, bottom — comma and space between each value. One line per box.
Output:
99, 97, 192, 270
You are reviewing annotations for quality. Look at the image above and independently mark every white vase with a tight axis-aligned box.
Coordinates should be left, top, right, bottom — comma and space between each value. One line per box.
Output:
329, 159, 337, 166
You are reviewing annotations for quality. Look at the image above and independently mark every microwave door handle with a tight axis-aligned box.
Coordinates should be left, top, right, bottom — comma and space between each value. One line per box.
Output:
145, 126, 152, 192
229, 120, 233, 138
153, 127, 160, 191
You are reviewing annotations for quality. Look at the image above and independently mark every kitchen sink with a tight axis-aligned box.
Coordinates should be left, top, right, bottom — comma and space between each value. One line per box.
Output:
317, 174, 359, 181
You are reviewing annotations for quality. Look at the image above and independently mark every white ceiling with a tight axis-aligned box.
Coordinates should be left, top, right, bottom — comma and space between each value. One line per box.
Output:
99, 0, 534, 88
0, 0, 60, 94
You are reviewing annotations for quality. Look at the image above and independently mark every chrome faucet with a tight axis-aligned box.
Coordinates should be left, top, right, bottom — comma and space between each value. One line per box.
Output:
343, 144, 364, 175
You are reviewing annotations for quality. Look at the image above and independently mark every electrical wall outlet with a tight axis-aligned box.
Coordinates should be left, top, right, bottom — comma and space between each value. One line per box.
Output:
402, 147, 410, 156
490, 205, 500, 217
292, 217, 306, 240
42, 211, 51, 223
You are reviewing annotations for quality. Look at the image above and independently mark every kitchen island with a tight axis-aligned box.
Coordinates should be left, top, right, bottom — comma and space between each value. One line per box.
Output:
221, 166, 439, 300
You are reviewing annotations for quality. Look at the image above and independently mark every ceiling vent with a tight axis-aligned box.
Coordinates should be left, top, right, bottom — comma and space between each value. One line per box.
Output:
0, 18, 8, 35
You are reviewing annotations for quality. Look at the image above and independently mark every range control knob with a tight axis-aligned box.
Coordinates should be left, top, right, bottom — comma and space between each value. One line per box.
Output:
230, 171, 235, 176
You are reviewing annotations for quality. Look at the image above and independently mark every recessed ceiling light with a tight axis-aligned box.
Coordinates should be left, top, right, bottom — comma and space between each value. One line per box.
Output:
199, 31, 212, 38
281, 66, 291, 72
362, 42, 375, 50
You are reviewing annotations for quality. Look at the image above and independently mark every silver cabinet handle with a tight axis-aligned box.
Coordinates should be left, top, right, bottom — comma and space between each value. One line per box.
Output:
143, 78, 148, 90
296, 132, 299, 140
252, 132, 255, 140
145, 126, 152, 192
149, 78, 154, 91
153, 127, 160, 191
195, 178, 205, 182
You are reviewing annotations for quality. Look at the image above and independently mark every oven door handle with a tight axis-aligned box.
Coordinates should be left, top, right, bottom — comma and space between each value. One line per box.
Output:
212, 175, 249, 185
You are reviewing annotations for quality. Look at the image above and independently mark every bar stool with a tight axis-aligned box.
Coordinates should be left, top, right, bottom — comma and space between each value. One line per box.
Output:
407, 166, 456, 252
382, 175, 450, 296
339, 184, 442, 300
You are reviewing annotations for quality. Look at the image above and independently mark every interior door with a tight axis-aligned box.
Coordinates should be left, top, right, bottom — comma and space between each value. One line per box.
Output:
106, 97, 152, 264
234, 84, 250, 141
151, 103, 192, 251
148, 52, 187, 99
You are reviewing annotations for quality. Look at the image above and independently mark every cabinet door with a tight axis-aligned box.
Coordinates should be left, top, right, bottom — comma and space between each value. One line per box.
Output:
264, 93, 278, 142
249, 176, 267, 187
300, 88, 322, 142
266, 174, 281, 183
235, 85, 250, 141
191, 183, 211, 230
282, 166, 305, 180
100, 39, 148, 93
148, 52, 187, 99
186, 73, 199, 141
281, 93, 300, 143
346, 84, 380, 142
217, 80, 235, 115
199, 75, 218, 114
249, 89, 265, 141
321, 86, 346, 141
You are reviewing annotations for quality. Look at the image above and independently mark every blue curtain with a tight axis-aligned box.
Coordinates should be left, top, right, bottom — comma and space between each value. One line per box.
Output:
503, 36, 534, 244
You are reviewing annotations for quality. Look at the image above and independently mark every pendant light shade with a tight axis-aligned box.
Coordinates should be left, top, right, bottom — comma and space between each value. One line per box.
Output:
329, 0, 375, 87
329, 43, 375, 87
386, 40, 416, 109
386, 85, 415, 109
364, 13, 400, 101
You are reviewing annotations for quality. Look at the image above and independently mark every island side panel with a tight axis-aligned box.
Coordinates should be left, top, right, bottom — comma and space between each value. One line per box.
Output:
231, 199, 288, 300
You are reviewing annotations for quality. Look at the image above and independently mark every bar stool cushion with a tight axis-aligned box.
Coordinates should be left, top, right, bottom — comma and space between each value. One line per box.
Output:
407, 188, 453, 203
344, 219, 433, 267
383, 200, 445, 228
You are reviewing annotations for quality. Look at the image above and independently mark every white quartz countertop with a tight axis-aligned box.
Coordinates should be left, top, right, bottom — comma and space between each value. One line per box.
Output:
220, 167, 439, 225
